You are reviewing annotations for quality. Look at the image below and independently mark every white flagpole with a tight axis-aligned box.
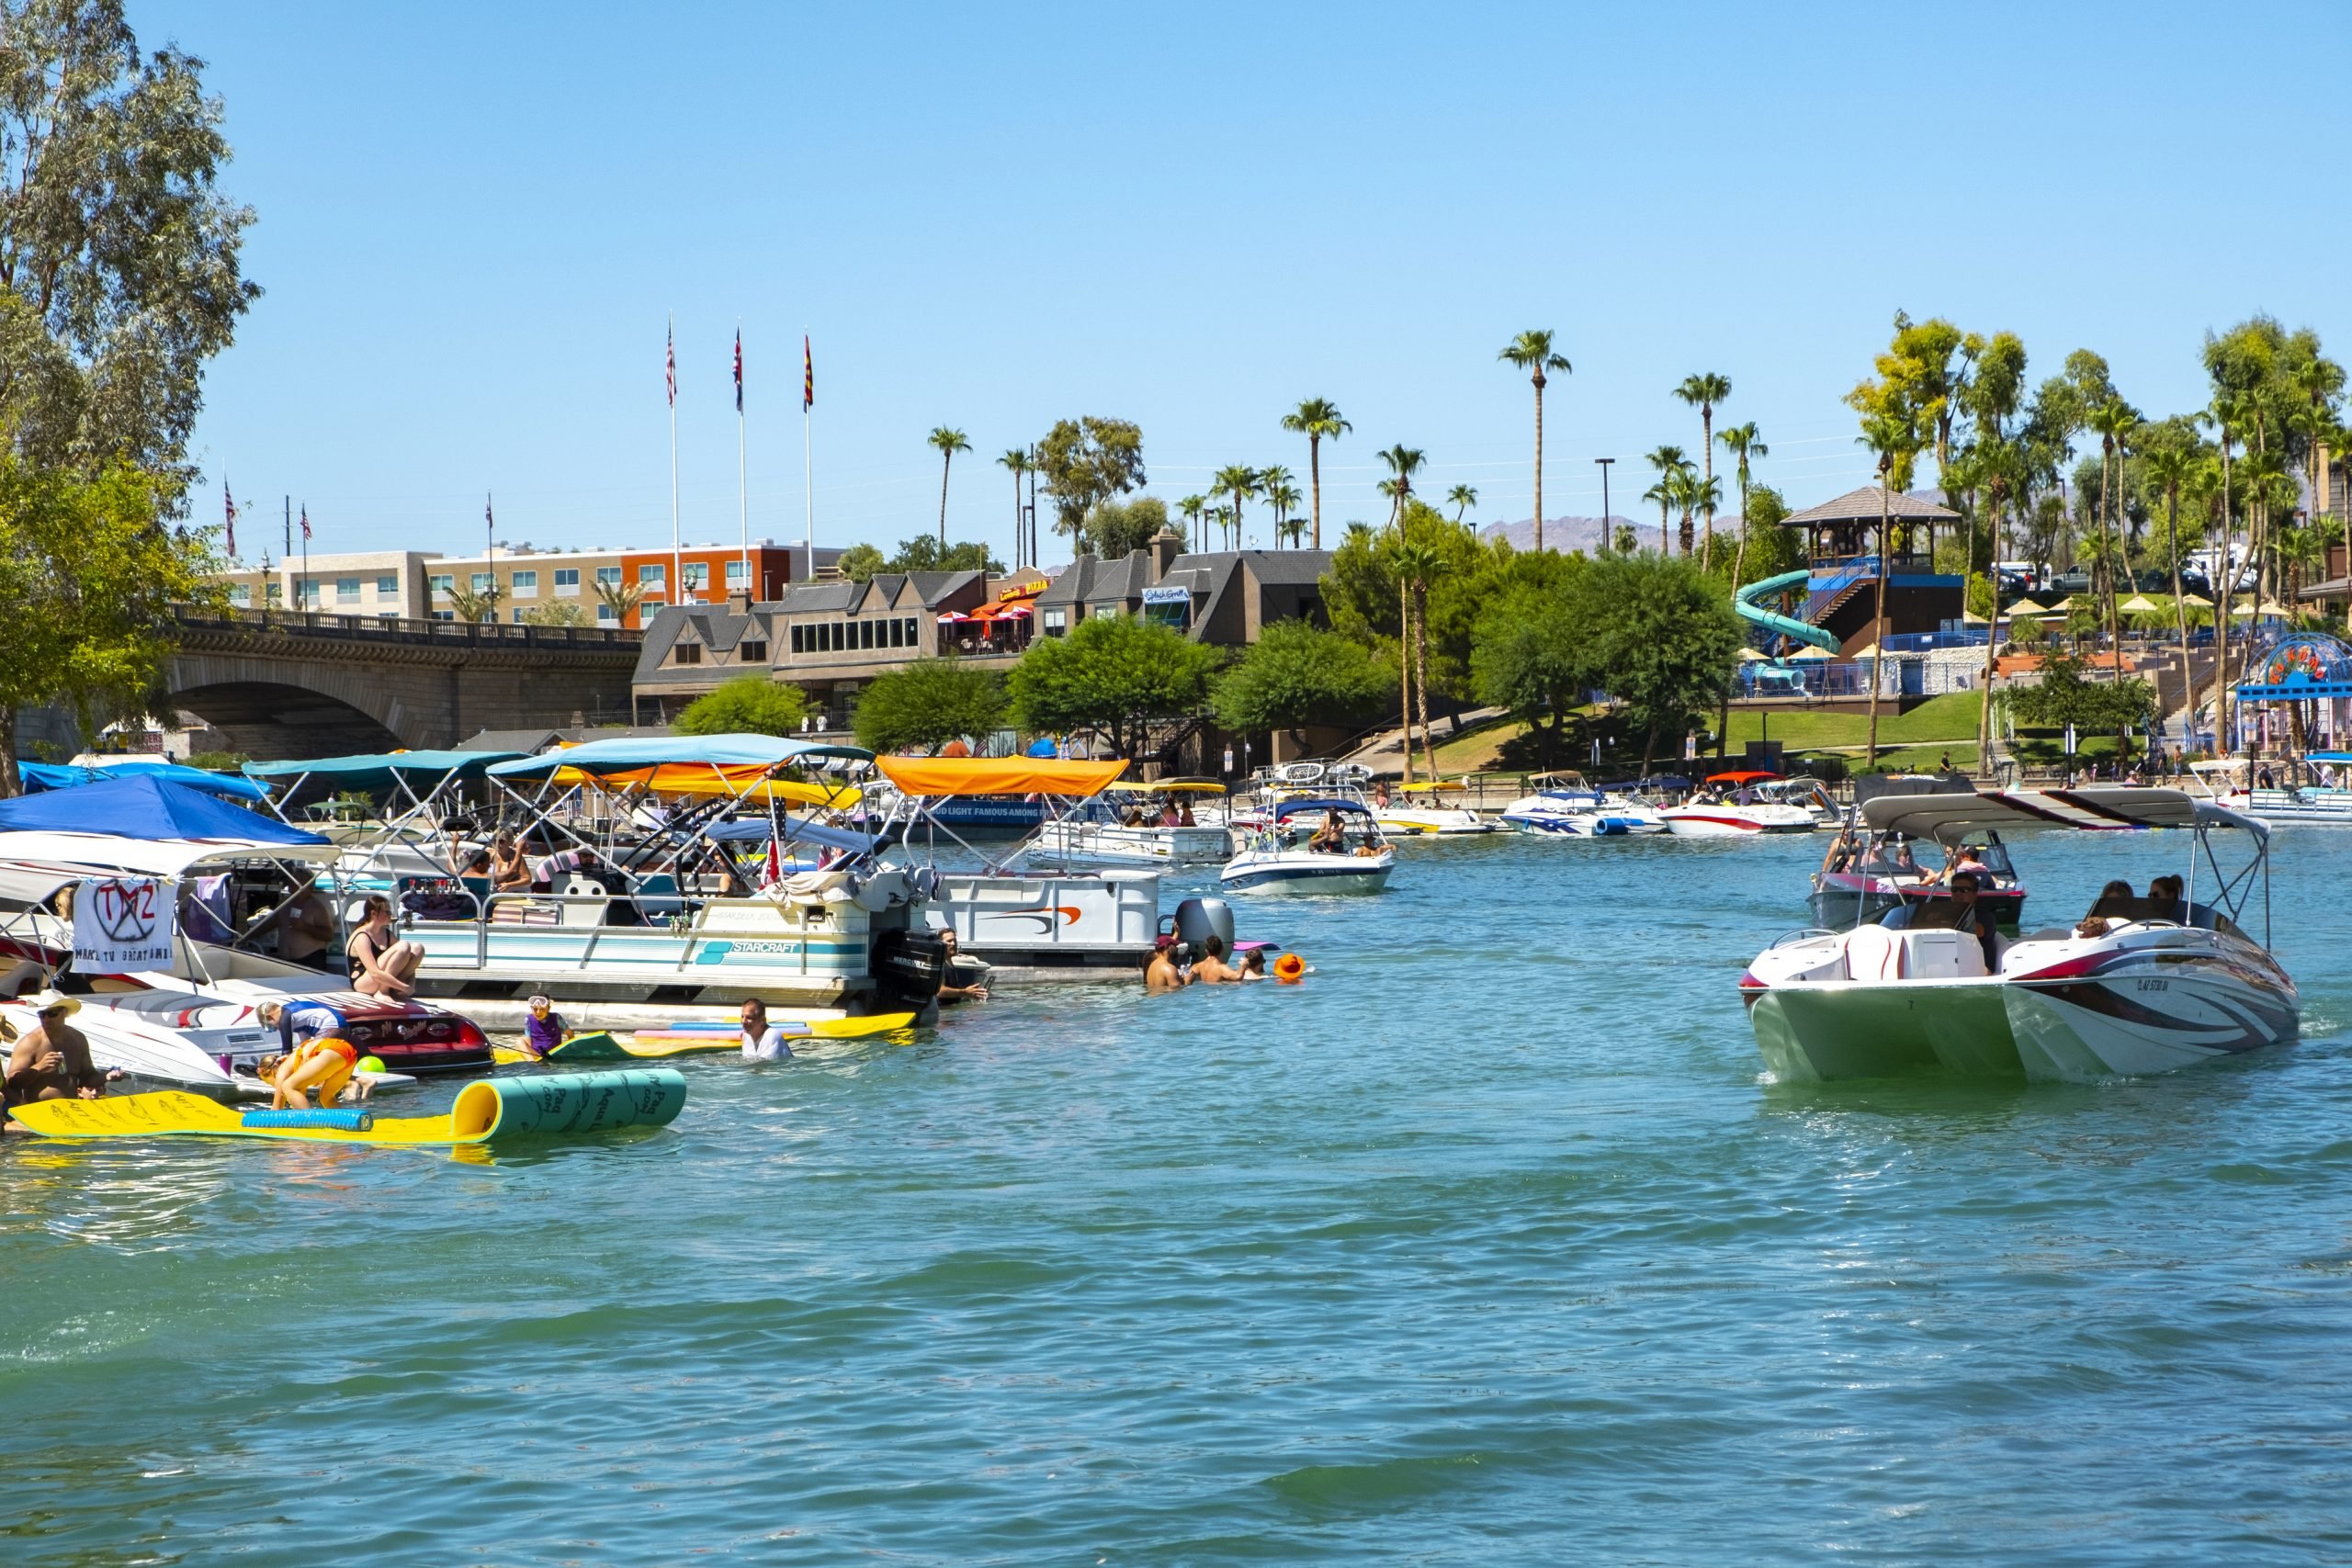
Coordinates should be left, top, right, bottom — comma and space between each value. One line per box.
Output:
736, 325, 750, 597
802, 326, 813, 579
668, 312, 683, 607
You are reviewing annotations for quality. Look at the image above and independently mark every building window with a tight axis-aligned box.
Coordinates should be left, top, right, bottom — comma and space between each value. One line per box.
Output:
597, 602, 617, 625
833, 622, 846, 650
511, 570, 538, 598
740, 639, 767, 662
555, 568, 581, 594
789, 625, 805, 654
886, 618, 903, 649
639, 564, 665, 585
228, 583, 251, 607
430, 574, 454, 597
376, 573, 398, 596
471, 571, 494, 592
337, 576, 361, 603
904, 616, 920, 646
858, 619, 874, 649
1044, 607, 1068, 637
683, 562, 709, 590
298, 581, 321, 608
433, 609, 455, 622
674, 643, 701, 664
640, 599, 667, 617
595, 566, 622, 587
725, 559, 748, 586
512, 607, 528, 623
379, 609, 398, 620
266, 582, 283, 605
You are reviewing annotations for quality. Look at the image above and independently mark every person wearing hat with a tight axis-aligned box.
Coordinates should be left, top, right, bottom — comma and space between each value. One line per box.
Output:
6, 990, 105, 1103
1145, 934, 1185, 993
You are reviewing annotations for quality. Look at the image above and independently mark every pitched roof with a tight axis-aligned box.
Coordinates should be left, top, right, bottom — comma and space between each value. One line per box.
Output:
1780, 485, 1961, 525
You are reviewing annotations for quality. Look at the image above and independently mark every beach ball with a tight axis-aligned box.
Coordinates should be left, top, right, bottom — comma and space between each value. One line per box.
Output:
356, 1055, 386, 1075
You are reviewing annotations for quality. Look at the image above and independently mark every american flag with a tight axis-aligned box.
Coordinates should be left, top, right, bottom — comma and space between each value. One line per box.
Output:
666, 320, 676, 407
223, 479, 237, 558
803, 334, 813, 412
300, 503, 311, 541
734, 329, 743, 414
485, 493, 495, 548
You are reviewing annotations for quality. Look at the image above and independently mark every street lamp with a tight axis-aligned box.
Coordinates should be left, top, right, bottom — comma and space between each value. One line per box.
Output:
1594, 457, 1615, 553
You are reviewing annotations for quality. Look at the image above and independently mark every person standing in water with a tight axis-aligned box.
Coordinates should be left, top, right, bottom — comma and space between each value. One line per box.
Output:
739, 998, 796, 1060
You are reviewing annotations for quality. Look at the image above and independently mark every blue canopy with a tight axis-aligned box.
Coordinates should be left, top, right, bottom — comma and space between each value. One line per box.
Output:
1025, 736, 1059, 758
487, 732, 875, 781
0, 775, 330, 844
1272, 796, 1376, 821
21, 759, 269, 803
244, 750, 526, 791
704, 817, 879, 854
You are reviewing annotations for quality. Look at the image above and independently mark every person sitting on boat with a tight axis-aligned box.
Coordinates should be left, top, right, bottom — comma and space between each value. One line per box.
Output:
257, 1032, 362, 1110
1310, 810, 1348, 854
1888, 838, 1919, 877
490, 833, 532, 892
5, 992, 106, 1103
1159, 800, 1182, 828
933, 929, 989, 1004
1177, 799, 1198, 827
1145, 934, 1185, 993
1191, 934, 1242, 985
347, 896, 425, 1001
2145, 875, 2188, 925
1944, 873, 2000, 974
738, 998, 796, 1061
522, 994, 568, 1059
270, 874, 339, 969
2075, 878, 2139, 939
533, 845, 605, 893
1374, 784, 1392, 809
1819, 830, 1859, 877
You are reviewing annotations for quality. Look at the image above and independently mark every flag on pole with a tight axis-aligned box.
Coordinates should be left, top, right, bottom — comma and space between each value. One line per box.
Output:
485, 493, 495, 547
300, 503, 311, 540
223, 479, 237, 558
802, 334, 813, 411
734, 329, 743, 414
666, 321, 676, 406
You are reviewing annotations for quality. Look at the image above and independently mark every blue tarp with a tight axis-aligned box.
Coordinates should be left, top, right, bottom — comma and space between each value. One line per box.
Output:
0, 775, 330, 844
21, 759, 269, 803
1272, 796, 1375, 821
244, 750, 526, 791
486, 732, 875, 780
704, 817, 879, 854
1025, 736, 1058, 758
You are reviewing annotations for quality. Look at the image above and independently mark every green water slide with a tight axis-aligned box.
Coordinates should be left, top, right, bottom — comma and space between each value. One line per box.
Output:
1735, 569, 1843, 653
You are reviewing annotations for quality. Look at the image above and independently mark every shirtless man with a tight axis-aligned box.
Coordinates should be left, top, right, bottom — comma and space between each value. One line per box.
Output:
270, 875, 339, 968
6, 992, 105, 1103
1145, 935, 1185, 993
1190, 934, 1243, 985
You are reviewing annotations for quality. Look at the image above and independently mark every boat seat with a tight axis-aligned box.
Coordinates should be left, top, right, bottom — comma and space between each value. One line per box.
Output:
558, 875, 610, 929
1904, 930, 1988, 980
1840, 924, 1905, 981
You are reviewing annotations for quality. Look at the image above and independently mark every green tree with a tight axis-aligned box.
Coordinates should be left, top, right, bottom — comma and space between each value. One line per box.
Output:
0, 0, 259, 484
2005, 648, 2154, 743
1375, 444, 1424, 525
852, 657, 1007, 754
1643, 444, 1690, 551
594, 573, 646, 624
1716, 422, 1767, 588
1321, 520, 1398, 644
1673, 372, 1732, 570
1471, 557, 1593, 759
1498, 329, 1571, 551
446, 581, 502, 623
1855, 410, 1922, 767
836, 542, 886, 582
1212, 463, 1260, 547
1736, 485, 1800, 582
1261, 466, 1300, 545
926, 426, 970, 547
1395, 536, 1448, 778
1007, 611, 1219, 759
518, 600, 586, 627
1280, 397, 1350, 550
1446, 483, 1477, 522
881, 536, 1004, 575
1212, 618, 1393, 747
1082, 496, 1168, 559
0, 460, 222, 790
1035, 416, 1146, 549
1580, 552, 1742, 776
1176, 494, 1206, 553
674, 674, 809, 738
995, 448, 1031, 566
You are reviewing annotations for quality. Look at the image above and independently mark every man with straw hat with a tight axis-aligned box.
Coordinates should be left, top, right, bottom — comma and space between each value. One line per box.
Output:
5, 990, 105, 1106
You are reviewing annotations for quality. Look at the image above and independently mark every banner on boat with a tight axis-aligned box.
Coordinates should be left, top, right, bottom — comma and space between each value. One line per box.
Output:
72, 876, 176, 969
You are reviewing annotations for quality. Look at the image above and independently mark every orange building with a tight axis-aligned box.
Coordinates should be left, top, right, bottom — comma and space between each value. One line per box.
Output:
616, 542, 830, 627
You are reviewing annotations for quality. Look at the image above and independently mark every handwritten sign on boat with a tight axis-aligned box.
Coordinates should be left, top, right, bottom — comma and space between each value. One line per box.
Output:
72, 876, 176, 970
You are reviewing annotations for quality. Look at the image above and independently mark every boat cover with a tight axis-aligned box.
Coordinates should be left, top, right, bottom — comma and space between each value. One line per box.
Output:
243, 750, 527, 790
705, 817, 879, 854
1860, 786, 2266, 842
21, 760, 268, 803
487, 733, 874, 780
876, 757, 1128, 797
1272, 796, 1377, 820
0, 776, 330, 844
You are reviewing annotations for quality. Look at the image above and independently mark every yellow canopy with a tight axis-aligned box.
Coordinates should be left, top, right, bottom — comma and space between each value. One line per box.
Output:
2119, 593, 2161, 614
1103, 779, 1227, 794
548, 762, 859, 807
876, 756, 1130, 798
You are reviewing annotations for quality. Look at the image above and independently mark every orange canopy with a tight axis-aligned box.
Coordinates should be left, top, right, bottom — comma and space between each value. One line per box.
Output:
876, 756, 1129, 798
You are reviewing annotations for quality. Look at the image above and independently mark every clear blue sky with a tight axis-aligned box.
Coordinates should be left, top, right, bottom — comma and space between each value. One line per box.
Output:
151, 1, 2350, 562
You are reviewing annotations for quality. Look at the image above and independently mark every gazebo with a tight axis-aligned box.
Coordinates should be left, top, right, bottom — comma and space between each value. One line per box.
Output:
1771, 485, 1966, 654
1778, 485, 1961, 571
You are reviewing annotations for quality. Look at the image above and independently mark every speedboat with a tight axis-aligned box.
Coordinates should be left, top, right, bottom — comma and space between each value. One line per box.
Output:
1660, 771, 1817, 836
1808, 819, 2028, 931
1742, 786, 2296, 1082
1500, 773, 1668, 837
1372, 781, 1501, 837
1221, 798, 1395, 894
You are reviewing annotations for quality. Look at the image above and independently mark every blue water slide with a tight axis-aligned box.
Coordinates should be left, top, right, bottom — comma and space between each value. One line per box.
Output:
1734, 569, 1843, 653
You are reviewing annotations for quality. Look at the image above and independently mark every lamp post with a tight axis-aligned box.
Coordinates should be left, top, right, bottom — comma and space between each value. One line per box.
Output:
1595, 457, 1615, 553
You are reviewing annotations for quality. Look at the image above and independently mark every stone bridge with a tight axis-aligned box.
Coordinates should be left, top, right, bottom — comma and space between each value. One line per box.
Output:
164, 607, 642, 758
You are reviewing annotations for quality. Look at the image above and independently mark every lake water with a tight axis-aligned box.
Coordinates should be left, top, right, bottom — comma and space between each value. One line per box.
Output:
4, 827, 2350, 1563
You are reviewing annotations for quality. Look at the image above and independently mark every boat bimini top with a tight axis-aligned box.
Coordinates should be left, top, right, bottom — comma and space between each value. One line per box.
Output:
1272, 797, 1377, 821
874, 757, 1128, 798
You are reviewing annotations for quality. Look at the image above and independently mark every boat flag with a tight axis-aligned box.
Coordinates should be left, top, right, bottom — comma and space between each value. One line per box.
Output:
803, 334, 813, 411
223, 479, 237, 558
300, 503, 311, 540
667, 320, 676, 407
763, 834, 781, 886
734, 329, 743, 414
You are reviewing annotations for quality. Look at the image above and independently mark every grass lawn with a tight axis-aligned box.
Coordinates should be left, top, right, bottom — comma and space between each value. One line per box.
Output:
1722, 692, 1984, 751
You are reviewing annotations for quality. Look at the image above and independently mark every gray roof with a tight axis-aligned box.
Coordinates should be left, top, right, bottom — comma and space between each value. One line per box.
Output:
1781, 486, 1961, 525
1172, 547, 1333, 585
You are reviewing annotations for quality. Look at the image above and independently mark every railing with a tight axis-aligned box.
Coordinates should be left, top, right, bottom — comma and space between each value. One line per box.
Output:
1736, 660, 1977, 702
172, 603, 641, 649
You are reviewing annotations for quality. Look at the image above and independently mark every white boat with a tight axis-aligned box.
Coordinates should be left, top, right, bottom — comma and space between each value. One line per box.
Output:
2186, 756, 2352, 825
1371, 781, 1503, 836
1221, 798, 1396, 894
1030, 781, 1234, 866
1660, 770, 1817, 836
1741, 786, 2296, 1082
1499, 773, 1669, 836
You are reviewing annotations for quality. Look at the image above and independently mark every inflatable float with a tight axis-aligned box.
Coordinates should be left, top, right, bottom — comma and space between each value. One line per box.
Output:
6, 1069, 686, 1145
489, 1012, 918, 1066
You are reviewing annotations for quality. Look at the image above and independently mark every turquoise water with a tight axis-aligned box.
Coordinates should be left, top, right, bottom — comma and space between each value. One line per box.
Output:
5, 829, 2350, 1564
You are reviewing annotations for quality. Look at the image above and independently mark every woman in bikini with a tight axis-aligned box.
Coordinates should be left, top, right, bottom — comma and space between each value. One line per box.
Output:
347, 895, 425, 1001
258, 1032, 360, 1109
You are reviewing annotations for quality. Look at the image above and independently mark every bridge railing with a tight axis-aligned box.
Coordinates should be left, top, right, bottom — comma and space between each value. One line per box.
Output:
173, 604, 641, 649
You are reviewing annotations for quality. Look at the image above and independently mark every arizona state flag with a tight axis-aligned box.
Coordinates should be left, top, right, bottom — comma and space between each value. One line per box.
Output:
802, 334, 813, 411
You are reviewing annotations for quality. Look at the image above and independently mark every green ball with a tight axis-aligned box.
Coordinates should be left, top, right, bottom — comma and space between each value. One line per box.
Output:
356, 1055, 386, 1075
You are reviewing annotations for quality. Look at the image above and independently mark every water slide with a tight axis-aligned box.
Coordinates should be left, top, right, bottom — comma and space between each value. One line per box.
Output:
1735, 569, 1843, 653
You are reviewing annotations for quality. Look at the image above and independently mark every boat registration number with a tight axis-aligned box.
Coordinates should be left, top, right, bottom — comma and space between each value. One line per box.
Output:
2136, 979, 2169, 993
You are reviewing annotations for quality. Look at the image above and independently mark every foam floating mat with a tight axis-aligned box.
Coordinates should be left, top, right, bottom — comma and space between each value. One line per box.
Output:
7, 1069, 686, 1145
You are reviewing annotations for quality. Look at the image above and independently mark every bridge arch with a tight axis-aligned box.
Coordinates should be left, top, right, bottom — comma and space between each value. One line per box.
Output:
166, 674, 412, 760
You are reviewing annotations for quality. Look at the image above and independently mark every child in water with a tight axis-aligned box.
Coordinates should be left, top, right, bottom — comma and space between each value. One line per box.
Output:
522, 994, 567, 1059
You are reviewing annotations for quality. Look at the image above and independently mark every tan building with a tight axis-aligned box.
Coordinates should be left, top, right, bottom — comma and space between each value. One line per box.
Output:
213, 551, 436, 618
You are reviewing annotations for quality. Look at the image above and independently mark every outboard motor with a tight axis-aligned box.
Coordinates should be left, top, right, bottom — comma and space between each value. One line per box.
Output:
1170, 896, 1236, 961
872, 925, 949, 1003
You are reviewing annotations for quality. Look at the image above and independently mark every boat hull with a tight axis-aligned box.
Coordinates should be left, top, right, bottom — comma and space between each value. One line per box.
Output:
927, 870, 1161, 968
1220, 855, 1394, 894
1662, 806, 1815, 837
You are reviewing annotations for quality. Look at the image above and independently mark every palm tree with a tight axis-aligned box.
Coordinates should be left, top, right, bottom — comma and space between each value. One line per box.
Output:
1498, 330, 1572, 551
1857, 412, 1920, 769
1446, 484, 1477, 523
1395, 537, 1447, 780
1177, 494, 1207, 553
1212, 502, 1238, 550
593, 574, 647, 626
1211, 465, 1259, 548
2199, 392, 2249, 753
447, 582, 503, 625
1276, 515, 1306, 547
1664, 467, 1702, 558
997, 448, 1032, 567
2141, 444, 2199, 753
1643, 445, 1690, 552
1376, 446, 1425, 525
2086, 399, 2137, 675
927, 426, 970, 547
1259, 465, 1296, 547
1280, 398, 1351, 550
1673, 373, 1733, 570
1716, 422, 1768, 588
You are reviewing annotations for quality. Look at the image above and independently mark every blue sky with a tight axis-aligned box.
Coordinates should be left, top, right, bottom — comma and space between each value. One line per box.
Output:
153, 1, 2350, 562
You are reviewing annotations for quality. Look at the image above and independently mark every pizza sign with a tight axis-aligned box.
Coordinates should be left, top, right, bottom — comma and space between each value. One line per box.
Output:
71, 876, 177, 970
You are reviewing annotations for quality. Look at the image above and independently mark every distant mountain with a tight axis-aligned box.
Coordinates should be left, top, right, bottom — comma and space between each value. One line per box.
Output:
1478, 514, 1740, 555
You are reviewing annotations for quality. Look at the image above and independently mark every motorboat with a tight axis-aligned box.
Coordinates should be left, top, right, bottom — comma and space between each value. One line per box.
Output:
1742, 786, 2296, 1082
1756, 776, 1844, 828
1370, 781, 1502, 836
1808, 818, 2028, 931
1500, 773, 1669, 837
1221, 798, 1395, 894
2187, 755, 2352, 825
1659, 771, 1817, 836
1228, 761, 1374, 831
1031, 780, 1235, 866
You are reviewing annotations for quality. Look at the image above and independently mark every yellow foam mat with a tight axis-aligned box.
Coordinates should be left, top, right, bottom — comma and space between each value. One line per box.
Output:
7, 1069, 686, 1145
490, 1012, 917, 1066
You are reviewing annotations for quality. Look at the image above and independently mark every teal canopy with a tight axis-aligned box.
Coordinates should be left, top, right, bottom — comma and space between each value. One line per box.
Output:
485, 733, 874, 781
244, 750, 528, 792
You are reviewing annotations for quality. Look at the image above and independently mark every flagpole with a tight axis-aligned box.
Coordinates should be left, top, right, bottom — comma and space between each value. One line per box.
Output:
668, 311, 683, 607
801, 328, 813, 580
283, 495, 291, 607
736, 325, 749, 596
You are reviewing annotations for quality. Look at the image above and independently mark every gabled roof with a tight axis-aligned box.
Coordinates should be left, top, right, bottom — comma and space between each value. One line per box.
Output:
1781, 486, 1961, 525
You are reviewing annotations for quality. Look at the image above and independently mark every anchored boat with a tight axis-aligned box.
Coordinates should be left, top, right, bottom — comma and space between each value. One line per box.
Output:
1221, 798, 1396, 894
1660, 771, 1817, 837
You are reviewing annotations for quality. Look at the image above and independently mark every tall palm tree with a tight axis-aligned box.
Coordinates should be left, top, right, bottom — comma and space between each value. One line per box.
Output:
1716, 422, 1768, 588
1643, 445, 1690, 553
1376, 446, 1425, 525
1446, 483, 1477, 523
1664, 467, 1702, 559
2086, 399, 2137, 675
927, 426, 970, 547
1498, 330, 1571, 552
997, 448, 1032, 567
1280, 398, 1351, 550
1259, 465, 1295, 547
2200, 392, 2249, 752
1395, 537, 1448, 780
1640, 478, 1673, 548
1211, 465, 1259, 548
1673, 373, 1733, 571
1857, 412, 1920, 769
1177, 494, 1207, 553
2141, 444, 2199, 754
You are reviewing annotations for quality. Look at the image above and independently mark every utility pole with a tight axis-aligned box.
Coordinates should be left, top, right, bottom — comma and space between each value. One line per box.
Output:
1594, 457, 1615, 553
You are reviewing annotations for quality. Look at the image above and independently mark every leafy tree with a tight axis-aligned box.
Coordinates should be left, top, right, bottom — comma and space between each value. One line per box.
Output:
183, 750, 249, 773
519, 600, 586, 626
0, 0, 259, 485
1321, 521, 1397, 644
853, 657, 1006, 754
881, 536, 1004, 575
1082, 495, 1168, 559
674, 674, 808, 738
1035, 416, 1145, 549
1471, 552, 1593, 758
1498, 330, 1571, 551
836, 542, 886, 582
1279, 398, 1350, 549
1007, 611, 1218, 760
1212, 619, 1392, 746
0, 460, 222, 790
1579, 552, 1742, 776
926, 426, 970, 546
2004, 649, 2154, 750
